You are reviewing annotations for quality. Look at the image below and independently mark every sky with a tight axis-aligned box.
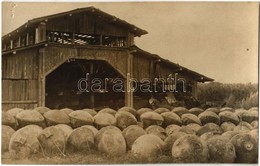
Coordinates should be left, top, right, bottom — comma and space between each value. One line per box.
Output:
2, 2, 259, 84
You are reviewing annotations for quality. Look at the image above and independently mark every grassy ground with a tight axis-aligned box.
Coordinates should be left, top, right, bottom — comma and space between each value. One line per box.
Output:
2, 150, 173, 164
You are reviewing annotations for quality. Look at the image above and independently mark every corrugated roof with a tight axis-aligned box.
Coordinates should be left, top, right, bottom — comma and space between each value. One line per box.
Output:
129, 45, 214, 82
2, 6, 148, 40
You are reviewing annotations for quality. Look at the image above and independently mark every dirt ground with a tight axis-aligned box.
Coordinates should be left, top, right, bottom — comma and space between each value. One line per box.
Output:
2, 151, 173, 164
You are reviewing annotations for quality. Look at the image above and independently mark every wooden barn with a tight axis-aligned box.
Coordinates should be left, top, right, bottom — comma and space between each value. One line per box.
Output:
2, 7, 213, 110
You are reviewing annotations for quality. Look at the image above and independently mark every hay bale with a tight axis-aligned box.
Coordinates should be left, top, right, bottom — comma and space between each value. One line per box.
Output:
172, 135, 208, 163
115, 111, 137, 130
171, 107, 188, 116
9, 125, 43, 158
219, 111, 239, 125
220, 107, 234, 113
165, 124, 181, 136
122, 125, 146, 150
241, 111, 258, 123
33, 107, 51, 115
181, 113, 202, 125
248, 107, 258, 112
221, 122, 236, 132
222, 131, 239, 139
198, 111, 220, 125
189, 107, 204, 116
251, 120, 258, 129
186, 123, 201, 133
205, 107, 220, 114
81, 108, 97, 117
37, 126, 66, 156
67, 126, 95, 152
69, 110, 93, 128
231, 133, 258, 163
16, 110, 45, 128
81, 125, 99, 136
200, 132, 220, 141
60, 108, 73, 115
6, 108, 24, 118
55, 124, 73, 141
44, 110, 71, 126
136, 108, 153, 121
234, 108, 247, 118
97, 129, 126, 156
140, 112, 164, 129
154, 107, 170, 114
175, 126, 196, 135
93, 112, 116, 129
95, 126, 121, 145
161, 112, 182, 128
99, 108, 117, 116
197, 123, 223, 136
131, 134, 165, 160
2, 125, 15, 153
2, 112, 16, 129
145, 125, 166, 141
249, 129, 258, 144
164, 131, 187, 155
118, 106, 137, 117
233, 121, 253, 132
206, 135, 236, 163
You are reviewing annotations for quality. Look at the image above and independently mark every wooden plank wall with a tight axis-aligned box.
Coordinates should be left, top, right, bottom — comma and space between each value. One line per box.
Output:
44, 45, 128, 77
133, 54, 151, 81
2, 48, 39, 110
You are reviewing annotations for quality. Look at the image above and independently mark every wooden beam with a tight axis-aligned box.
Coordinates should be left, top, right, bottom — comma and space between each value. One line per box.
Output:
192, 82, 198, 99
89, 61, 95, 108
125, 53, 133, 107
2, 100, 37, 104
17, 36, 21, 47
35, 28, 39, 43
26, 33, 29, 46
10, 40, 13, 49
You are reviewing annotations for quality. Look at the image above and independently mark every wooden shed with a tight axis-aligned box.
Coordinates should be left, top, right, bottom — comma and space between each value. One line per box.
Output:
2, 7, 213, 110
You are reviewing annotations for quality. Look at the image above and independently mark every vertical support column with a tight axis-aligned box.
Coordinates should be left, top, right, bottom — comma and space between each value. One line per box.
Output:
10, 40, 13, 49
26, 33, 29, 46
125, 52, 133, 107
38, 22, 46, 42
100, 34, 103, 46
38, 48, 46, 106
35, 28, 39, 43
89, 62, 95, 108
192, 82, 198, 99
72, 32, 75, 44
17, 36, 21, 47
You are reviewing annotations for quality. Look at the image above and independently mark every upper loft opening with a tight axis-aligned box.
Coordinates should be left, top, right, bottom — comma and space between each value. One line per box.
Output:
2, 7, 148, 51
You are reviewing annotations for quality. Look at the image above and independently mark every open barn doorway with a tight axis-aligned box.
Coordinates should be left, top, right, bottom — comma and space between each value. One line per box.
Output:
45, 59, 125, 110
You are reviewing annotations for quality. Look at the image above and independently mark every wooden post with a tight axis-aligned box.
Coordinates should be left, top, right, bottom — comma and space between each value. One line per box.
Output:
26, 33, 29, 46
89, 62, 95, 108
125, 52, 133, 107
35, 28, 39, 43
17, 36, 21, 47
10, 40, 13, 49
192, 82, 198, 99
100, 34, 103, 46
38, 48, 45, 106
72, 32, 75, 44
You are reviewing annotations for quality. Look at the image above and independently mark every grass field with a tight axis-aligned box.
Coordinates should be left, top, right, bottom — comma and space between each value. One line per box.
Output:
2, 151, 173, 164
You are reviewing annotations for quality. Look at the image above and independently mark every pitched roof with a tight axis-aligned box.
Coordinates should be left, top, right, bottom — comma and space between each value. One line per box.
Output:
2, 6, 148, 39
129, 45, 214, 82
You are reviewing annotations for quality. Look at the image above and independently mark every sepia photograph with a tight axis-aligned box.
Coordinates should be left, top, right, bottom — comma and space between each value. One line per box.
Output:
1, 1, 259, 164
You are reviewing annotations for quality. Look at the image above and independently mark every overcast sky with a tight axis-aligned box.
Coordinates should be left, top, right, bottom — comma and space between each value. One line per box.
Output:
2, 2, 259, 84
